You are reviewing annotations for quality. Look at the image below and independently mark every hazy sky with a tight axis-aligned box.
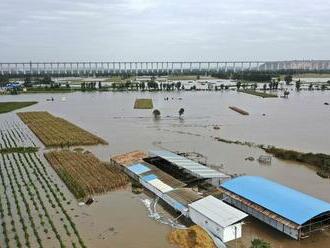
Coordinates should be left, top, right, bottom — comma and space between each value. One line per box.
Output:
1, 0, 330, 62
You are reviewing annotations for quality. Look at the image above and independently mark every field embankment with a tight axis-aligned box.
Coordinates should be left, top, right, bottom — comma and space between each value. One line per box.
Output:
44, 150, 129, 199
263, 147, 330, 178
0, 101, 38, 114
17, 111, 108, 147
238, 90, 277, 98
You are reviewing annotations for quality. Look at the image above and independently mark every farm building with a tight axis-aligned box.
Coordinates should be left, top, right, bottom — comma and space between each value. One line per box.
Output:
111, 150, 249, 242
162, 188, 202, 217
189, 195, 248, 242
221, 176, 330, 240
148, 150, 230, 187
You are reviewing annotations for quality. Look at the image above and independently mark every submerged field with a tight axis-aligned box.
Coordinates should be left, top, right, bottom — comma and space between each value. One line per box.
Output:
0, 119, 86, 248
17, 111, 108, 147
0, 118, 37, 153
0, 101, 37, 114
44, 150, 129, 199
134, 98, 153, 109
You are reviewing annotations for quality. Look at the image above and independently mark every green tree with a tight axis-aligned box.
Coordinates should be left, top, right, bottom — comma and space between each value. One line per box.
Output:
140, 82, 145, 91
23, 76, 33, 88
176, 82, 182, 91
236, 81, 241, 90
295, 80, 301, 91
179, 108, 184, 117
284, 75, 292, 85
152, 109, 161, 119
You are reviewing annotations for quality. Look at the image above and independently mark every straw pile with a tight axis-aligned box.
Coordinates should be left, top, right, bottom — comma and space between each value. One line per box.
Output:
168, 225, 216, 248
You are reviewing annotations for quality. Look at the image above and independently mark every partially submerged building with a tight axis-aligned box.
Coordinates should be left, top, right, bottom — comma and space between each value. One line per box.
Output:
111, 150, 248, 242
148, 150, 230, 187
221, 176, 330, 239
189, 196, 248, 242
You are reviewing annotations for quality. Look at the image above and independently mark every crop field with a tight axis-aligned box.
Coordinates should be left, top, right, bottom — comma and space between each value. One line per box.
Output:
134, 98, 153, 109
0, 117, 37, 153
0, 102, 38, 114
17, 111, 108, 147
0, 152, 86, 248
44, 150, 129, 199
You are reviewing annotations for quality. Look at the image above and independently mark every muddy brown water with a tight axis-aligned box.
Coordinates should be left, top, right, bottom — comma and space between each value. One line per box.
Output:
1, 90, 330, 247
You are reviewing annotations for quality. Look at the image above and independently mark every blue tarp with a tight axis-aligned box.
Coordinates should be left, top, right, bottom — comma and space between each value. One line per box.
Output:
142, 174, 158, 182
221, 176, 330, 225
127, 163, 151, 175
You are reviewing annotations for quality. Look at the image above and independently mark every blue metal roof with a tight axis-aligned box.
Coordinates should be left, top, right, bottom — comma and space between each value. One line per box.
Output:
142, 174, 158, 182
127, 163, 151, 175
221, 176, 330, 225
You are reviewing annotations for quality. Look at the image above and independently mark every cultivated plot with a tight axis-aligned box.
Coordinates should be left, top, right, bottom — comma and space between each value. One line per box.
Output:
45, 150, 129, 199
17, 111, 108, 147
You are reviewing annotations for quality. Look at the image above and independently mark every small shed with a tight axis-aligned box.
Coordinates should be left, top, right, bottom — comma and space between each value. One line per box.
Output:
189, 196, 248, 242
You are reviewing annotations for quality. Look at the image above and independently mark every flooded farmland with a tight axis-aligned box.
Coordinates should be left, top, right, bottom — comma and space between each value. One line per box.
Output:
1, 90, 330, 248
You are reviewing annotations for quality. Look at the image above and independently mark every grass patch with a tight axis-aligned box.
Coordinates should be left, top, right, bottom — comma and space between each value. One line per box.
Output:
17, 111, 108, 147
264, 147, 330, 178
134, 98, 153, 109
44, 150, 129, 199
238, 90, 277, 98
0, 101, 37, 114
0, 147, 39, 154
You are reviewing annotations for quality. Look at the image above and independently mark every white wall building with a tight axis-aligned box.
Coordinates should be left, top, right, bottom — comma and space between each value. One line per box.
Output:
189, 196, 247, 243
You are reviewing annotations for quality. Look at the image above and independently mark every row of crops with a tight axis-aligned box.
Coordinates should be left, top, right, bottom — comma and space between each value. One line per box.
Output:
17, 111, 108, 147
0, 152, 86, 248
0, 117, 36, 149
0, 115, 87, 247
45, 150, 129, 199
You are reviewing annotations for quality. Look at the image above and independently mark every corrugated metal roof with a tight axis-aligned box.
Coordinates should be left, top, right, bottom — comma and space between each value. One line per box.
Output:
142, 174, 158, 182
149, 150, 227, 179
165, 188, 202, 206
127, 163, 151, 175
189, 196, 248, 227
148, 178, 173, 193
221, 176, 330, 225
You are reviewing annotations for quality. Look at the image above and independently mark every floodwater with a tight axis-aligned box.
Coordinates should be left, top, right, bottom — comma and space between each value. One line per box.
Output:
1, 90, 330, 247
